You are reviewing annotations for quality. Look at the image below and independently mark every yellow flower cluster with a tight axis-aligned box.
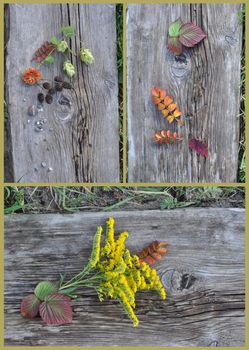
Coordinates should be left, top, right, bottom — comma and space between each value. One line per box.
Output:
89, 217, 166, 327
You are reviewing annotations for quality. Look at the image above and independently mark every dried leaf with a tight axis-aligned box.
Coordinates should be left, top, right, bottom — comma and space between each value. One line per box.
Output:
139, 241, 169, 265
32, 41, 55, 63
39, 293, 73, 325
154, 129, 181, 145
189, 138, 208, 157
179, 23, 206, 47
21, 294, 40, 319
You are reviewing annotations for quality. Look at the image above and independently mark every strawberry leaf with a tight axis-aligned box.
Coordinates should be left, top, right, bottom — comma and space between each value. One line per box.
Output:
34, 281, 58, 301
179, 23, 206, 47
189, 138, 208, 157
168, 18, 183, 37
168, 36, 183, 55
39, 293, 73, 325
21, 294, 40, 319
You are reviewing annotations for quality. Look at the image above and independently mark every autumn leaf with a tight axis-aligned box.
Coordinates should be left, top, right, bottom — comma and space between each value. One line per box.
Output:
179, 22, 206, 47
39, 293, 73, 325
167, 36, 183, 55
139, 241, 169, 265
189, 138, 208, 157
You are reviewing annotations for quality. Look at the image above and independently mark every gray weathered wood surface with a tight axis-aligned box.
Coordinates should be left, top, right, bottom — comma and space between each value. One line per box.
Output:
127, 4, 242, 182
5, 4, 119, 182
5, 209, 245, 346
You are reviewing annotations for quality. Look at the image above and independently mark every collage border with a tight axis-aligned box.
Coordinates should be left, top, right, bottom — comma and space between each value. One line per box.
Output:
0, 0, 248, 349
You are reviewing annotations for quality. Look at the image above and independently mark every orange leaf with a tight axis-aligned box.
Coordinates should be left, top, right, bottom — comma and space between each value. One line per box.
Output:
163, 96, 173, 107
167, 115, 175, 123
173, 110, 182, 118
152, 96, 162, 105
158, 103, 166, 111
145, 256, 155, 265
151, 86, 161, 97
162, 109, 170, 117
168, 103, 177, 112
159, 89, 167, 99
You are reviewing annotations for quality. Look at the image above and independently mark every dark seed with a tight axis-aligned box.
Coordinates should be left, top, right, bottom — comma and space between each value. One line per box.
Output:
48, 88, 56, 95
55, 82, 63, 92
45, 94, 53, 104
43, 82, 51, 90
54, 76, 64, 83
62, 82, 73, 89
37, 93, 45, 103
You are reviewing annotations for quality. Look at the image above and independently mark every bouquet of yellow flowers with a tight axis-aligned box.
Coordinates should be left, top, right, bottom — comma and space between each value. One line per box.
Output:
21, 218, 167, 327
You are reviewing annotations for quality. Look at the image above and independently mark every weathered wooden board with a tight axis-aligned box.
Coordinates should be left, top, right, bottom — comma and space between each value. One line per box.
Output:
127, 4, 242, 182
5, 209, 245, 346
5, 4, 119, 182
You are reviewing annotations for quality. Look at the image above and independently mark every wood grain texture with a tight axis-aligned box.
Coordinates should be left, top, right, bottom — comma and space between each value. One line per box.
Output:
5, 209, 245, 346
127, 4, 242, 182
5, 4, 119, 182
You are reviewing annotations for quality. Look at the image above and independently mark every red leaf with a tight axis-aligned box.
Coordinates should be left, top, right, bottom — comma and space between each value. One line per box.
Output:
189, 138, 208, 157
179, 23, 206, 47
167, 36, 183, 55
21, 294, 40, 319
39, 293, 73, 325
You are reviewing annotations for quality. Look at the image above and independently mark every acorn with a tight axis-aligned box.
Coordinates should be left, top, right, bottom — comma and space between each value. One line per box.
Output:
45, 94, 53, 104
48, 88, 56, 95
62, 81, 73, 89
43, 82, 51, 90
54, 76, 64, 83
55, 82, 64, 92
37, 93, 45, 103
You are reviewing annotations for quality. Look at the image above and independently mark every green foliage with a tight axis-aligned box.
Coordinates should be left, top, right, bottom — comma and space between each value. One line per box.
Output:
50, 36, 60, 46
43, 55, 55, 64
168, 18, 182, 36
160, 198, 195, 210
34, 281, 58, 301
61, 26, 75, 37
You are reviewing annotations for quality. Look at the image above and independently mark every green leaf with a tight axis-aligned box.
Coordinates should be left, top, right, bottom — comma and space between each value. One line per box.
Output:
51, 36, 60, 46
20, 294, 41, 319
61, 26, 75, 37
34, 281, 58, 301
39, 293, 73, 325
168, 18, 183, 37
43, 55, 55, 65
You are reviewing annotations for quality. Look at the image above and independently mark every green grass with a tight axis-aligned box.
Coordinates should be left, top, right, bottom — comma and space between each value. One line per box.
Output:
4, 186, 245, 214
116, 4, 123, 181
237, 5, 245, 182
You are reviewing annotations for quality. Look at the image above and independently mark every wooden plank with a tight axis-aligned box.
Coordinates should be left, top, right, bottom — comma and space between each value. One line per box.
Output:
5, 4, 119, 182
127, 4, 242, 182
4, 208, 245, 346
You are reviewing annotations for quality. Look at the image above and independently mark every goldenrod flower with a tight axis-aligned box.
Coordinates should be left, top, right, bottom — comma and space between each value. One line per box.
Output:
87, 225, 102, 268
